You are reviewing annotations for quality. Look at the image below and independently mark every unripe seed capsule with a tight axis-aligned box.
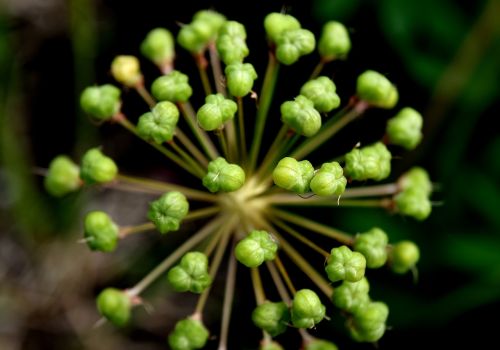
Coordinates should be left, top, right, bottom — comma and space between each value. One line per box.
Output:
140, 28, 175, 67
390, 240, 420, 274
386, 107, 423, 150
305, 339, 339, 350
300, 76, 341, 113
148, 191, 189, 234
84, 211, 119, 252
272, 157, 314, 194
325, 245, 366, 283
354, 227, 389, 269
96, 288, 131, 327
281, 95, 322, 137
318, 21, 351, 60
264, 12, 301, 43
291, 289, 326, 329
235, 230, 278, 268
167, 251, 211, 293
44, 155, 81, 197
79, 148, 118, 185
275, 28, 316, 65
332, 277, 371, 312
202, 157, 245, 193
137, 101, 179, 144
356, 70, 398, 109
225, 62, 258, 97
197, 93, 237, 131
168, 318, 209, 350
310, 161, 347, 197
252, 301, 290, 336
151, 70, 193, 103
111, 55, 142, 87
80, 84, 121, 121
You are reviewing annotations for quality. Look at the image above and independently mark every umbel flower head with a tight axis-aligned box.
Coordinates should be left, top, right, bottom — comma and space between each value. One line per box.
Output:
43, 8, 435, 349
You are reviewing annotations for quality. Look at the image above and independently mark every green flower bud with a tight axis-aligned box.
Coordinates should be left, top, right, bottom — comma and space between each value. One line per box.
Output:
394, 187, 432, 221
349, 301, 389, 343
202, 157, 245, 193
235, 230, 278, 268
305, 339, 339, 350
260, 341, 284, 350
193, 10, 226, 34
84, 211, 119, 252
386, 107, 423, 150
167, 251, 211, 293
80, 84, 121, 121
310, 161, 347, 197
44, 155, 81, 197
151, 70, 193, 103
225, 62, 258, 97
272, 157, 314, 194
177, 10, 226, 54
398, 166, 432, 195
96, 288, 131, 327
137, 101, 179, 143
291, 289, 326, 329
344, 142, 392, 181
140, 28, 175, 66
197, 93, 238, 131
300, 76, 341, 113
354, 228, 388, 269
390, 240, 420, 274
111, 55, 142, 87
168, 318, 209, 350
148, 191, 189, 234
281, 95, 322, 137
264, 12, 301, 43
318, 21, 351, 60
216, 21, 249, 65
252, 301, 290, 336
275, 28, 316, 65
80, 148, 118, 184
325, 245, 366, 283
332, 277, 370, 313
356, 70, 398, 109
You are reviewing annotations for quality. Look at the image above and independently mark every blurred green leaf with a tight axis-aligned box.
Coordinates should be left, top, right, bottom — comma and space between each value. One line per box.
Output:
313, 0, 362, 22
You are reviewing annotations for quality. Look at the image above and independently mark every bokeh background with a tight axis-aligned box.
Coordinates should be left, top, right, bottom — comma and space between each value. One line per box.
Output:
1, 0, 499, 349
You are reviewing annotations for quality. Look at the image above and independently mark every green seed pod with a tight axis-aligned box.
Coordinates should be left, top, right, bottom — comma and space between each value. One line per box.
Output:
260, 341, 284, 350
299, 76, 341, 113
344, 142, 392, 181
394, 187, 432, 221
80, 84, 121, 121
151, 70, 193, 103
354, 228, 389, 269
332, 277, 370, 313
235, 230, 278, 268
398, 166, 432, 195
291, 289, 326, 329
111, 55, 142, 87
167, 251, 211, 293
252, 301, 290, 336
140, 28, 175, 67
318, 21, 351, 60
225, 62, 258, 97
202, 157, 245, 193
310, 161, 347, 197
44, 155, 81, 197
305, 339, 339, 350
177, 10, 226, 54
325, 245, 366, 283
349, 301, 389, 343
281, 95, 322, 137
390, 240, 420, 274
264, 12, 301, 43
84, 211, 119, 252
275, 28, 316, 65
193, 9, 226, 34
168, 318, 209, 350
197, 93, 238, 131
386, 107, 423, 150
148, 191, 189, 234
96, 288, 131, 327
80, 148, 118, 184
137, 101, 179, 143
356, 70, 398, 109
272, 157, 314, 194
216, 21, 249, 65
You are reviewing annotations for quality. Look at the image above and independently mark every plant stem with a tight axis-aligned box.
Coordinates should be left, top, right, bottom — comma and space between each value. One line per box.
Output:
218, 239, 237, 350
343, 183, 399, 198
119, 222, 155, 237
135, 83, 156, 108
185, 206, 220, 221
175, 128, 209, 167
255, 124, 289, 180
265, 261, 291, 305
208, 42, 226, 96
115, 173, 216, 201
274, 255, 297, 295
309, 59, 325, 80
168, 140, 206, 177
250, 267, 266, 305
224, 120, 237, 162
270, 208, 354, 245
236, 97, 247, 163
271, 218, 330, 258
291, 100, 369, 160
266, 193, 392, 209
216, 128, 229, 159
274, 231, 334, 298
127, 216, 224, 297
178, 102, 219, 160
195, 53, 213, 95
248, 51, 280, 172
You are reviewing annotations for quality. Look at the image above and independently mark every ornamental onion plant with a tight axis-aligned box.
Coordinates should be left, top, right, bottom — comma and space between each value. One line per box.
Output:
43, 9, 434, 349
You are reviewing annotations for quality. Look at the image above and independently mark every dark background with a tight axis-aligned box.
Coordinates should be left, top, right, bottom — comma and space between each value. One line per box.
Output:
1, 0, 499, 349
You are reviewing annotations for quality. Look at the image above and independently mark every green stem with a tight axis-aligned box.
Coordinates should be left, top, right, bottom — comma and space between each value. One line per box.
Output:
255, 124, 289, 180
251, 267, 266, 305
309, 59, 325, 80
225, 120, 237, 162
291, 100, 369, 160
178, 102, 219, 160
119, 222, 155, 237
218, 238, 237, 350
208, 42, 226, 96
114, 114, 201, 177
195, 53, 213, 95
135, 83, 156, 108
342, 183, 399, 198
168, 140, 206, 177
265, 261, 291, 305
175, 128, 209, 167
248, 51, 280, 172
274, 255, 297, 295
127, 216, 224, 296
270, 208, 354, 245
115, 173, 216, 202
236, 97, 247, 163
275, 231, 334, 298
216, 128, 230, 160
266, 193, 391, 209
